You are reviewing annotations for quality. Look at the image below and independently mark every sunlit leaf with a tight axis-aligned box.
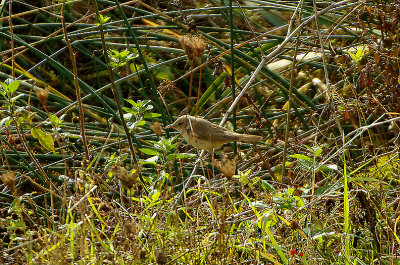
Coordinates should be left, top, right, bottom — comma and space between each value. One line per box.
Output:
289, 154, 311, 161
139, 148, 160, 156
31, 127, 55, 152
144, 112, 161, 119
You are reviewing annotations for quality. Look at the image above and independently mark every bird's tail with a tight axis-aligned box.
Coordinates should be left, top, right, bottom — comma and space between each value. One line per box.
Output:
238, 134, 263, 143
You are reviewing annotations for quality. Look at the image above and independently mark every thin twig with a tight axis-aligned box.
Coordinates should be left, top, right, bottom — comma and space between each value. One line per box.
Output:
319, 115, 400, 170
282, 0, 304, 177
61, 2, 90, 161
68, 185, 98, 213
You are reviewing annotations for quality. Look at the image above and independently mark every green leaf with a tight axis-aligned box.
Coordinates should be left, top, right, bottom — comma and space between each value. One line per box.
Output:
49, 114, 64, 127
16, 112, 32, 128
261, 180, 274, 192
125, 99, 138, 108
153, 65, 174, 81
108, 49, 135, 69
286, 187, 294, 196
97, 14, 110, 25
297, 159, 313, 171
0, 87, 6, 97
150, 190, 161, 202
31, 128, 55, 152
294, 196, 304, 207
6, 80, 20, 95
320, 164, 338, 171
191, 72, 227, 115
49, 114, 59, 124
140, 156, 159, 165
233, 169, 252, 185
139, 148, 160, 156
144, 112, 161, 119
259, 210, 278, 229
355, 47, 365, 59
128, 120, 146, 130
167, 153, 196, 160
0, 117, 12, 130
123, 107, 138, 115
314, 146, 323, 157
315, 185, 331, 195
240, 171, 250, 185
289, 154, 311, 161
165, 143, 177, 152
347, 51, 357, 62
129, 62, 142, 74
162, 135, 179, 146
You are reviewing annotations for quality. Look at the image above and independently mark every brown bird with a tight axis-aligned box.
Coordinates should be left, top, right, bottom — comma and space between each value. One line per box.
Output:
165, 115, 262, 151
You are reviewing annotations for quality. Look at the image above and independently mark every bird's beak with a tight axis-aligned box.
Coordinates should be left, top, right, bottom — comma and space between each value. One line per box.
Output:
165, 124, 174, 129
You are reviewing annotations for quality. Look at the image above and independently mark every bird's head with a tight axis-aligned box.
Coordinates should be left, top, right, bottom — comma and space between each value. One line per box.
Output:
165, 115, 193, 133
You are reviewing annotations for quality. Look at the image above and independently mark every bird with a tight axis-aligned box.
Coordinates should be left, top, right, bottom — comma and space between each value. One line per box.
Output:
165, 115, 262, 151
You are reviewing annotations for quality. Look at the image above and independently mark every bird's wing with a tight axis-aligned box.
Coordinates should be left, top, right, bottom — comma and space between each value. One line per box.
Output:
194, 122, 239, 142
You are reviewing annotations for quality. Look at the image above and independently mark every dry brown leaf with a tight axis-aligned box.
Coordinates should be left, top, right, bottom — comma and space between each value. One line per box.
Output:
1, 171, 16, 192
111, 165, 139, 189
36, 88, 49, 107
180, 34, 207, 61
213, 155, 238, 179
151, 121, 163, 136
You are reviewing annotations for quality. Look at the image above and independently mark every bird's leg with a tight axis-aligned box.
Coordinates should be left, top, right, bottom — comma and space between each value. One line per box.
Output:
211, 148, 216, 178
210, 148, 217, 203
